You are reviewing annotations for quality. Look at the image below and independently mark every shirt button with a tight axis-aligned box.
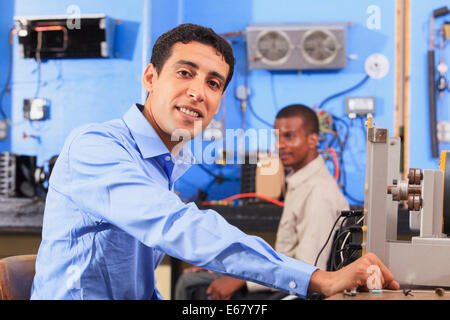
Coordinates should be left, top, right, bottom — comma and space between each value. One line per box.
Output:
165, 156, 171, 161
289, 281, 296, 289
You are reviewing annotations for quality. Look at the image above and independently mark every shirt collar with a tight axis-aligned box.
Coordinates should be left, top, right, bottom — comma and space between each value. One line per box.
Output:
285, 155, 325, 190
122, 104, 195, 165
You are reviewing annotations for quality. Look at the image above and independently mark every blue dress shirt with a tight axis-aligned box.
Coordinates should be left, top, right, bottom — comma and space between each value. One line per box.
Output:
30, 104, 318, 300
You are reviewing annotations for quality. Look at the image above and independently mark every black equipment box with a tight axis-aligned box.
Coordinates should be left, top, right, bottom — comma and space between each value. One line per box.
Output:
14, 14, 115, 59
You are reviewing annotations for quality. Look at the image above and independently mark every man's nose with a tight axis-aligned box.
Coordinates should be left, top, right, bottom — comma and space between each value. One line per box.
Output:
187, 80, 205, 102
277, 138, 286, 149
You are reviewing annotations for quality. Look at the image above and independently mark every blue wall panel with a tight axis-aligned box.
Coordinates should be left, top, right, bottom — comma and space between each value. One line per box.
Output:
250, 0, 396, 205
173, 0, 254, 202
11, 0, 146, 168
0, 0, 15, 152
5, 0, 447, 206
410, 0, 450, 170
174, 0, 396, 205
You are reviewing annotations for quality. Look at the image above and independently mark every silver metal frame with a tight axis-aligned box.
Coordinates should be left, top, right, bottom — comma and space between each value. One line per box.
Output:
365, 128, 450, 287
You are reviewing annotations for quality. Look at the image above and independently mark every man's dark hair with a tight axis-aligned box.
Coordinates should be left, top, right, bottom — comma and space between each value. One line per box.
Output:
150, 23, 235, 91
275, 104, 319, 135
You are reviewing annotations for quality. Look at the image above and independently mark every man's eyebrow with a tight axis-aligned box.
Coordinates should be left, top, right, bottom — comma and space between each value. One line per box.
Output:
209, 71, 226, 84
174, 60, 226, 84
174, 60, 199, 69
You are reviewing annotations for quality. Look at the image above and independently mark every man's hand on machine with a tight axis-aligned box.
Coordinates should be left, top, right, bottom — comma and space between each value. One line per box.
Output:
308, 252, 400, 297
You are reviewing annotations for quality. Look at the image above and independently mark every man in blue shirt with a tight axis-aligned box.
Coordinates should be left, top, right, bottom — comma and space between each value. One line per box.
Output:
31, 23, 399, 299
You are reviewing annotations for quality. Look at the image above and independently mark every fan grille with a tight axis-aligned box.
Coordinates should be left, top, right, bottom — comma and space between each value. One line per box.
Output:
257, 31, 290, 62
301, 29, 339, 65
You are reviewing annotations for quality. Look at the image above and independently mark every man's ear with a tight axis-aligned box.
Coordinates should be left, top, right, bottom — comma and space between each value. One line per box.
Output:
308, 133, 319, 149
142, 63, 157, 94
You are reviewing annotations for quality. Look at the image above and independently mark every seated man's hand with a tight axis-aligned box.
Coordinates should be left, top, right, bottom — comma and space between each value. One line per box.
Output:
183, 266, 217, 274
309, 252, 400, 297
183, 266, 206, 274
206, 277, 246, 300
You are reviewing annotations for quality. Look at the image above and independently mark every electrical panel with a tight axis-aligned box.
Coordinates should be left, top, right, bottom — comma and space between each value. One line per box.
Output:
23, 98, 50, 121
345, 97, 375, 118
14, 14, 115, 59
0, 153, 40, 198
0, 152, 15, 196
246, 22, 348, 70
317, 110, 334, 133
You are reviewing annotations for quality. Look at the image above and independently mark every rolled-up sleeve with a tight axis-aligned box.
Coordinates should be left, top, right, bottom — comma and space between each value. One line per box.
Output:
67, 130, 318, 298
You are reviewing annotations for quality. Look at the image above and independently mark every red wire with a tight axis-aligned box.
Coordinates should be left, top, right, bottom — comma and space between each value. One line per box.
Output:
328, 148, 340, 181
202, 193, 284, 207
202, 150, 339, 206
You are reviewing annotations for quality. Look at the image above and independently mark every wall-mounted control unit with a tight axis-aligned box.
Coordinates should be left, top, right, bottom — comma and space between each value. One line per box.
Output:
0, 152, 40, 198
246, 22, 348, 70
23, 98, 50, 121
14, 14, 115, 59
345, 97, 375, 118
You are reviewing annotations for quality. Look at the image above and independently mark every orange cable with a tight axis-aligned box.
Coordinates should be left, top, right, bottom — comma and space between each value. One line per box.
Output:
328, 147, 340, 181
202, 193, 284, 207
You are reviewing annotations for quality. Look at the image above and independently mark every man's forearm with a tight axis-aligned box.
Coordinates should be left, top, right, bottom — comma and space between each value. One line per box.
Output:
308, 269, 335, 297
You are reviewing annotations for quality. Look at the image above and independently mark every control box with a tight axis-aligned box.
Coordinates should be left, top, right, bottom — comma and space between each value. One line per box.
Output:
345, 97, 375, 118
14, 14, 115, 59
23, 98, 50, 121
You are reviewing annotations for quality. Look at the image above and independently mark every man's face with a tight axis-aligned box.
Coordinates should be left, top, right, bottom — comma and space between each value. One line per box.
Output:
143, 41, 229, 145
274, 116, 318, 172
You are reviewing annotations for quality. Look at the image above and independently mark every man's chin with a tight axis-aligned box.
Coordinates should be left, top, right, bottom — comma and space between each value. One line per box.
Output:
279, 159, 292, 167
169, 128, 195, 142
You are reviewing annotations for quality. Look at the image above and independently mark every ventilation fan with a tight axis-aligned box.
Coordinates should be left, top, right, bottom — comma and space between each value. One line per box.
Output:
255, 30, 292, 65
246, 23, 347, 70
300, 29, 341, 66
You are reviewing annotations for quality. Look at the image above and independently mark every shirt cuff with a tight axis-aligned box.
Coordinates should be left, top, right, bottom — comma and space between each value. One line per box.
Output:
271, 254, 319, 298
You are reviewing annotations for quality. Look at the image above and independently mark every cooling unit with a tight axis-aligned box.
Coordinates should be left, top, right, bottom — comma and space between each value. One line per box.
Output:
246, 23, 348, 70
14, 14, 115, 59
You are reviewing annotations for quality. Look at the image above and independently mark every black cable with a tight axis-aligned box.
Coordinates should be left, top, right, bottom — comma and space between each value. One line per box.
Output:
329, 215, 364, 270
198, 164, 221, 179
329, 231, 351, 270
314, 213, 343, 267
332, 116, 365, 205
337, 247, 361, 270
317, 75, 370, 110
197, 164, 239, 182
338, 215, 351, 232
330, 227, 362, 270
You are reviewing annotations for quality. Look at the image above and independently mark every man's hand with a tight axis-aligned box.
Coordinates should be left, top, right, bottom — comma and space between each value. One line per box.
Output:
183, 266, 216, 274
183, 266, 206, 274
308, 252, 400, 297
206, 277, 246, 300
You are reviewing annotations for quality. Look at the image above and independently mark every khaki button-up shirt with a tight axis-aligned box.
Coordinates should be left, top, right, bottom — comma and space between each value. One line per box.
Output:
275, 155, 349, 270
247, 155, 349, 292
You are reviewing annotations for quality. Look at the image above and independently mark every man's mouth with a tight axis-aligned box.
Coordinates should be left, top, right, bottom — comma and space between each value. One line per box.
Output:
279, 153, 291, 160
176, 106, 202, 118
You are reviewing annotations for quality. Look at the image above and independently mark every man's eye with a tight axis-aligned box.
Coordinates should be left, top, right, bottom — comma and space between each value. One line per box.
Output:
178, 70, 191, 77
208, 80, 220, 89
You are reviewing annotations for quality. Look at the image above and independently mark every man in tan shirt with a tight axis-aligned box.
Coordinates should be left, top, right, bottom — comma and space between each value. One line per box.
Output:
274, 104, 349, 270
175, 104, 349, 299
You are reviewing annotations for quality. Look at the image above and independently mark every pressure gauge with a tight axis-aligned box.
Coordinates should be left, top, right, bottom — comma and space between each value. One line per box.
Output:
364, 53, 390, 79
255, 30, 292, 65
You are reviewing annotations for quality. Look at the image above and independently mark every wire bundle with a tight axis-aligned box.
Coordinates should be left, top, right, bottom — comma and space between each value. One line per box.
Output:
314, 209, 364, 271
